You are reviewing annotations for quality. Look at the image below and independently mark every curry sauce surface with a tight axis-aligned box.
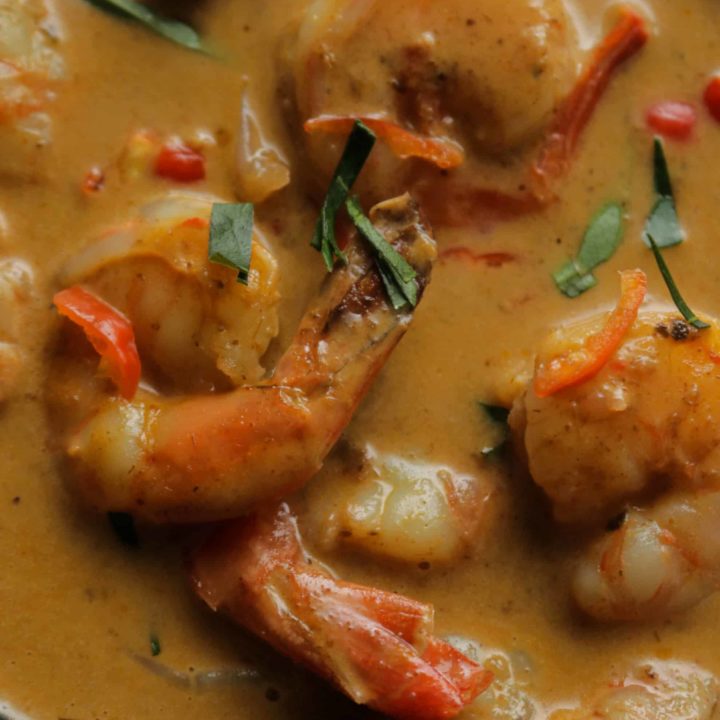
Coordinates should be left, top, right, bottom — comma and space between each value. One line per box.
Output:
2, 1, 720, 718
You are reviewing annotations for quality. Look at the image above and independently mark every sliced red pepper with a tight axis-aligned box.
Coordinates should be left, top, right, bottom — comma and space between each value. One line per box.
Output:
703, 76, 720, 123
533, 8, 649, 191
54, 285, 141, 400
533, 269, 647, 398
154, 141, 206, 182
304, 115, 465, 170
646, 101, 696, 140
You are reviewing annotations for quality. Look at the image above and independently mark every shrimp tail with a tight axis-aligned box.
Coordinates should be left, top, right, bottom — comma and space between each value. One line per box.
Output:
190, 503, 492, 720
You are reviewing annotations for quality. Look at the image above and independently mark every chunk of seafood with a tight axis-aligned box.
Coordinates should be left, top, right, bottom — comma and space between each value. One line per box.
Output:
306, 446, 496, 565
513, 309, 720, 619
59, 193, 280, 392
512, 312, 720, 526
573, 490, 720, 622
550, 661, 719, 720
0, 0, 63, 177
0, 255, 35, 400
51, 194, 437, 522
190, 502, 492, 719
293, 0, 577, 156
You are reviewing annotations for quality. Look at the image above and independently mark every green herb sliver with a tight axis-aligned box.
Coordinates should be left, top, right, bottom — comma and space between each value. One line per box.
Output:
84, 0, 204, 52
150, 633, 162, 657
553, 201, 624, 298
643, 138, 684, 248
209, 203, 254, 285
107, 512, 139, 548
478, 402, 510, 458
647, 235, 708, 329
311, 121, 376, 270
345, 196, 417, 309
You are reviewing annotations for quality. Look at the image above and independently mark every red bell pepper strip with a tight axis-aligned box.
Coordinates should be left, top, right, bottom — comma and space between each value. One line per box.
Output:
304, 114, 465, 170
645, 101, 696, 140
703, 76, 720, 123
534, 269, 647, 398
533, 7, 649, 192
54, 285, 141, 400
154, 141, 206, 182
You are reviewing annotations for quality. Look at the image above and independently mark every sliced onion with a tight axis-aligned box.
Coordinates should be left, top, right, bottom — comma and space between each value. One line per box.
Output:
235, 88, 290, 203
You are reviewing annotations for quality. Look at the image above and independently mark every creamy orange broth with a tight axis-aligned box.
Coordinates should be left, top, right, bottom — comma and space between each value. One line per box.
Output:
3, 0, 720, 717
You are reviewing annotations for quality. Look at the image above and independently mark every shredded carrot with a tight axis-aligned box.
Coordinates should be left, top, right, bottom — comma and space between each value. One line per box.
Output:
54, 286, 141, 400
533, 269, 647, 398
532, 8, 648, 191
304, 114, 465, 170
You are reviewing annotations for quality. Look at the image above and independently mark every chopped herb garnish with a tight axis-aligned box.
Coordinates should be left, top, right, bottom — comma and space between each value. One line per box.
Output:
84, 0, 205, 53
643, 138, 684, 248
647, 235, 708, 329
107, 512, 139, 548
478, 402, 510, 458
311, 121, 376, 270
345, 196, 417, 309
553, 202, 624, 297
150, 633, 161, 657
209, 203, 254, 285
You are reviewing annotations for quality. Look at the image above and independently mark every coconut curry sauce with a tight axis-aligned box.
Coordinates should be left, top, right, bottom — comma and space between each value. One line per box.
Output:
3, 0, 720, 717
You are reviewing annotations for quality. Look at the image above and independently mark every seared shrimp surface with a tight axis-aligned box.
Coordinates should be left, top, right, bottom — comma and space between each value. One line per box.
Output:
550, 661, 719, 720
513, 308, 720, 621
0, 0, 63, 177
50, 193, 436, 523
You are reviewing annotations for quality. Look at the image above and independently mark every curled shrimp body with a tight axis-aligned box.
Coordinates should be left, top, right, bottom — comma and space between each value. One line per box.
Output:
573, 490, 720, 622
51, 193, 436, 523
190, 502, 492, 720
550, 661, 719, 720
59, 193, 281, 392
512, 310, 720, 620
0, 255, 35, 400
287, 1, 647, 221
304, 444, 497, 566
0, 0, 63, 177
288, 0, 577, 200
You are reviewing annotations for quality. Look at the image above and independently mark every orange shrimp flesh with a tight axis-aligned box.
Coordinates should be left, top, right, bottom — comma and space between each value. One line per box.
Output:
190, 503, 492, 719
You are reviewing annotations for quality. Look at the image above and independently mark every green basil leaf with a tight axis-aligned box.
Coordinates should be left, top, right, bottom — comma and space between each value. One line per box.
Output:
647, 235, 708, 329
209, 203, 254, 285
107, 512, 139, 548
643, 138, 684, 248
345, 195, 417, 308
553, 202, 624, 298
311, 121, 376, 270
652, 136, 673, 197
644, 195, 684, 249
84, 0, 205, 52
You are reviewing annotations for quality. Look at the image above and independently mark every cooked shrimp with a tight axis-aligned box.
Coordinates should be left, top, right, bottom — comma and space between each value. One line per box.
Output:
511, 308, 720, 526
0, 254, 35, 400
445, 638, 538, 720
286, 0, 647, 219
304, 444, 496, 566
512, 306, 720, 619
573, 490, 720, 622
0, 0, 63, 177
550, 660, 719, 720
50, 193, 436, 523
59, 193, 280, 392
190, 502, 492, 720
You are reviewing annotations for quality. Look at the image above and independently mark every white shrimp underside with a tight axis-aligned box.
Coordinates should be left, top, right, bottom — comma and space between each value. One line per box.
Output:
305, 445, 496, 565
